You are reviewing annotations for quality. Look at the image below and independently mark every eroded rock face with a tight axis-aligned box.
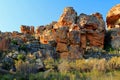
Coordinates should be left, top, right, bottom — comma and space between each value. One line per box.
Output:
36, 7, 105, 59
20, 25, 35, 34
78, 13, 105, 49
56, 42, 68, 52
69, 30, 80, 45
106, 4, 120, 29
108, 28, 120, 49
55, 27, 69, 43
106, 4, 120, 49
19, 7, 106, 59
0, 38, 10, 51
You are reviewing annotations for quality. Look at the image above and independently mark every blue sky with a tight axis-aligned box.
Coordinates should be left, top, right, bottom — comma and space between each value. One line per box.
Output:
0, 0, 120, 32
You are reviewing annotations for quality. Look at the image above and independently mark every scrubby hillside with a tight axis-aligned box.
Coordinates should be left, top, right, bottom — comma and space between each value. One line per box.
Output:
0, 4, 120, 80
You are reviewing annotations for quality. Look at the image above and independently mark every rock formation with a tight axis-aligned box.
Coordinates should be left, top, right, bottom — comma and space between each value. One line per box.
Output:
106, 4, 120, 49
34, 7, 106, 59
20, 25, 35, 34
0, 7, 106, 59
106, 4, 120, 29
2, 5, 120, 75
54, 7, 77, 29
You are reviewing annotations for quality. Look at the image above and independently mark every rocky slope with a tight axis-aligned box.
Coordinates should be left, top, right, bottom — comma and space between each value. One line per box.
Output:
0, 5, 120, 74
19, 7, 106, 59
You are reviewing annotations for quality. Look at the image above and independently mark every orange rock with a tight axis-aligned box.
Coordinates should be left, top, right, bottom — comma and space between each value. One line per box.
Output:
106, 4, 120, 29
55, 27, 69, 43
0, 38, 10, 51
31, 26, 35, 34
54, 7, 77, 29
80, 33, 87, 49
40, 35, 48, 44
35, 26, 44, 34
56, 42, 68, 52
69, 24, 80, 31
20, 25, 35, 34
87, 32, 105, 48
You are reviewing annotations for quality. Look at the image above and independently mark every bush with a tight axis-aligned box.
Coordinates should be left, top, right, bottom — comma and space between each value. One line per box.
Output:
11, 39, 18, 45
15, 60, 37, 74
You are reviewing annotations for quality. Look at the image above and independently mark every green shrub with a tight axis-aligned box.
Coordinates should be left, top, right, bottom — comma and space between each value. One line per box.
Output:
17, 54, 25, 61
11, 40, 18, 45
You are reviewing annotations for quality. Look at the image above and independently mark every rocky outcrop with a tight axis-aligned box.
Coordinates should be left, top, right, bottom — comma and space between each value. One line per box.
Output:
20, 25, 35, 34
34, 7, 105, 59
106, 4, 120, 49
78, 13, 105, 49
54, 7, 77, 29
106, 4, 120, 30
19, 7, 105, 59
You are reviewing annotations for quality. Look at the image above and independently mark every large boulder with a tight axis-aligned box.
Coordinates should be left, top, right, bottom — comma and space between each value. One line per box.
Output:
106, 4, 120, 29
106, 4, 120, 49
78, 13, 105, 49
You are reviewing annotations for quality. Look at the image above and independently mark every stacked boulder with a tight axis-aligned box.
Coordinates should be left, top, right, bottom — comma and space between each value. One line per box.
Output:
35, 7, 106, 59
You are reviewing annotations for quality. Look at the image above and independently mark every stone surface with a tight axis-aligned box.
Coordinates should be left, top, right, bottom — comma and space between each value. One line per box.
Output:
106, 4, 120, 49
54, 7, 77, 29
86, 32, 105, 48
78, 13, 105, 49
56, 42, 68, 52
69, 45, 83, 59
106, 4, 120, 29
108, 28, 120, 49
20, 25, 35, 34
111, 37, 120, 49
0, 38, 10, 51
55, 27, 69, 43
0, 7, 106, 60
69, 30, 80, 45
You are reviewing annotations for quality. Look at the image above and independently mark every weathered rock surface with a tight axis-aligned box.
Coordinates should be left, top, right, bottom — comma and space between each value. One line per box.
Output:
54, 7, 77, 29
106, 4, 120, 29
20, 25, 35, 34
78, 13, 105, 49
33, 7, 105, 59
56, 42, 68, 52
0, 38, 10, 51
55, 27, 69, 43
106, 4, 120, 49
0, 7, 106, 60
69, 30, 80, 45
69, 45, 83, 59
